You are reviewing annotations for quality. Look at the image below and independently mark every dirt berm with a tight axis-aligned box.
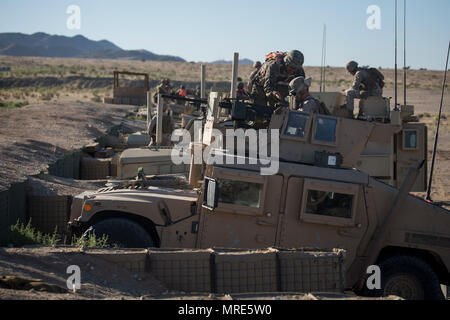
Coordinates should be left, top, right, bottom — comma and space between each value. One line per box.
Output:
0, 101, 145, 191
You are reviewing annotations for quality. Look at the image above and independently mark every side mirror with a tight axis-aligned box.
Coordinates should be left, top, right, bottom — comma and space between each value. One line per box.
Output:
202, 177, 218, 210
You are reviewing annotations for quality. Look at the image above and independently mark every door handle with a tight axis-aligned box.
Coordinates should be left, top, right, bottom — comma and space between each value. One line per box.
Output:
256, 219, 275, 227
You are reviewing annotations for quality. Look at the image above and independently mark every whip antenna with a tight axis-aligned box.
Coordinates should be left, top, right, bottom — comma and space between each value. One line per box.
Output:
403, 0, 407, 106
320, 24, 326, 92
426, 41, 450, 201
394, 0, 398, 110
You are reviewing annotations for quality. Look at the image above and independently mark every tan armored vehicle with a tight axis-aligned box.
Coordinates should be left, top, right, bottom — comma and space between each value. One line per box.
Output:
69, 93, 449, 300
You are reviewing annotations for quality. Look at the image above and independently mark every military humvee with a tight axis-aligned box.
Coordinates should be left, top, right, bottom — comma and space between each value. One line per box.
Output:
69, 92, 449, 300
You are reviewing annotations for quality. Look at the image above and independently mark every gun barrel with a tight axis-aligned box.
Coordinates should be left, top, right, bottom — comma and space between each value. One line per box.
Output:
159, 94, 207, 104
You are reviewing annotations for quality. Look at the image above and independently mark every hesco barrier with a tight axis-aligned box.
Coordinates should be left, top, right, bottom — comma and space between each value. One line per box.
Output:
0, 182, 27, 233
147, 249, 213, 293
27, 195, 70, 235
47, 151, 81, 179
214, 249, 278, 294
278, 248, 345, 293
145, 248, 346, 294
80, 157, 111, 180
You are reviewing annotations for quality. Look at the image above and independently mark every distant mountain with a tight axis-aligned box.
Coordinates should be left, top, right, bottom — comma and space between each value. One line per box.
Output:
80, 49, 185, 62
212, 58, 254, 65
0, 32, 185, 62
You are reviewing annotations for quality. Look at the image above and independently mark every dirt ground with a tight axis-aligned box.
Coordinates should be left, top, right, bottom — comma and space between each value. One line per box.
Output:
0, 247, 167, 300
0, 101, 145, 191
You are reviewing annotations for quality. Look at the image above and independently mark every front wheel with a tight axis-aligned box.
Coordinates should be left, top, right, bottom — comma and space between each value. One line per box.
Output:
368, 255, 444, 300
83, 218, 155, 248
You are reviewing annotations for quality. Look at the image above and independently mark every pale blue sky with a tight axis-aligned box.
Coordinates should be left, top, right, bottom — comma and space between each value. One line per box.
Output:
0, 0, 449, 69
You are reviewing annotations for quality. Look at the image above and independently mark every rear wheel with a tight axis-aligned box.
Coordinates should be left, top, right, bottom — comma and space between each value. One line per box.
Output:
368, 255, 444, 300
83, 218, 155, 248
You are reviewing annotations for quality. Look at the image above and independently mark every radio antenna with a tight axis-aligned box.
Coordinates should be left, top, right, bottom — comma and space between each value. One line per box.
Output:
426, 41, 450, 202
320, 24, 326, 92
403, 0, 407, 106
322, 24, 327, 92
394, 0, 398, 110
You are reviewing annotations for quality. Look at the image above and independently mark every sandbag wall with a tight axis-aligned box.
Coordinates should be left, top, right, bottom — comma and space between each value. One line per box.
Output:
146, 248, 346, 294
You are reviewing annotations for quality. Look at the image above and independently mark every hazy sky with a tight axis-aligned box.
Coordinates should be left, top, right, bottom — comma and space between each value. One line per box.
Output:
0, 0, 449, 70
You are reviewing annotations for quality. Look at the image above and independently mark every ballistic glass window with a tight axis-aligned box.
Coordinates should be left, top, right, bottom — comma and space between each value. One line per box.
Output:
217, 178, 262, 208
284, 112, 310, 138
403, 130, 418, 149
306, 189, 353, 218
314, 117, 337, 143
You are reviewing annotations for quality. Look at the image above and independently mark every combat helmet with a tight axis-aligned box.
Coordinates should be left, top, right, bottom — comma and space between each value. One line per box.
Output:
346, 61, 358, 73
289, 76, 312, 95
284, 50, 304, 70
253, 61, 262, 69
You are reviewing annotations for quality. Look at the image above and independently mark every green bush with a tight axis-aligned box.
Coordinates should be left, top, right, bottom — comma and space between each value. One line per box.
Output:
0, 220, 60, 247
0, 220, 109, 248
0, 101, 29, 109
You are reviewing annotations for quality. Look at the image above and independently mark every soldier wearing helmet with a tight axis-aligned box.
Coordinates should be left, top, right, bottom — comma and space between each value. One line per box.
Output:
289, 76, 329, 114
153, 78, 174, 103
345, 60, 383, 115
247, 61, 262, 94
250, 50, 306, 106
236, 81, 250, 100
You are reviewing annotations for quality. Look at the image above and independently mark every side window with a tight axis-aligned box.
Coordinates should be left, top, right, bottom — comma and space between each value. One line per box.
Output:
402, 129, 418, 150
313, 116, 337, 145
217, 179, 262, 208
305, 190, 353, 218
300, 179, 358, 226
283, 112, 310, 139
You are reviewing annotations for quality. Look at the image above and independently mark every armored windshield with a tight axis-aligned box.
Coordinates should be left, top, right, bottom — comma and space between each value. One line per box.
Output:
284, 112, 310, 138
314, 116, 337, 143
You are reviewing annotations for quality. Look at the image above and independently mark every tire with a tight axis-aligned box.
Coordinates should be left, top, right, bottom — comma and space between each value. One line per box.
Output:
83, 218, 155, 248
366, 255, 444, 300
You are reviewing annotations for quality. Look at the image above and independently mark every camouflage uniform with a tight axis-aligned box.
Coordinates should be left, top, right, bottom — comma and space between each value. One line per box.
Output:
247, 61, 261, 93
295, 95, 323, 114
236, 82, 249, 100
153, 80, 172, 103
251, 51, 305, 106
289, 76, 328, 115
345, 67, 383, 112
148, 113, 174, 146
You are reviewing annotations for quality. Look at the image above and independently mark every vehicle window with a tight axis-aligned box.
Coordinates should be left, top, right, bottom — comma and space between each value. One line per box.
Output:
403, 130, 417, 149
284, 112, 310, 138
314, 116, 337, 143
305, 189, 353, 218
217, 178, 262, 208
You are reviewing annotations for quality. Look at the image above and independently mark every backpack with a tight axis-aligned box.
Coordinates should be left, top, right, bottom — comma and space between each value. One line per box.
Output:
366, 67, 385, 89
265, 51, 286, 63
255, 51, 287, 83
